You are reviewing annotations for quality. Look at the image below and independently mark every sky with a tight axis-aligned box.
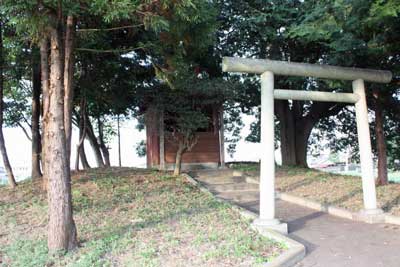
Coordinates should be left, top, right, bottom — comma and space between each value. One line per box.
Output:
0, 114, 266, 181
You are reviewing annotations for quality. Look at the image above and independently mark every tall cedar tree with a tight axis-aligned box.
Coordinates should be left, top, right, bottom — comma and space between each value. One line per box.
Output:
42, 17, 78, 251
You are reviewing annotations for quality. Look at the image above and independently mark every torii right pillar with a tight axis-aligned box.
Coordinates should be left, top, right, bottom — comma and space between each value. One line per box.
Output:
353, 79, 384, 223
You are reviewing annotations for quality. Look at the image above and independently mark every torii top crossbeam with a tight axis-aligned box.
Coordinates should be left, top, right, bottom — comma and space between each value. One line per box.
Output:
222, 57, 392, 83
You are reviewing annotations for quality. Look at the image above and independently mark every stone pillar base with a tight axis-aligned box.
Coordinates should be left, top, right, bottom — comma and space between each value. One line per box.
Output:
353, 208, 385, 224
252, 218, 288, 235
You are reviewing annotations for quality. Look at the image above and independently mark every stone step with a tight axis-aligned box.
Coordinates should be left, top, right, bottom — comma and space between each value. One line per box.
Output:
193, 169, 235, 178
207, 182, 259, 193
197, 176, 247, 185
216, 190, 260, 203
245, 176, 260, 184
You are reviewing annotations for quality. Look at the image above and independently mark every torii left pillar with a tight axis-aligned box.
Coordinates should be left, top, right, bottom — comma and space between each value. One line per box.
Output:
252, 71, 288, 234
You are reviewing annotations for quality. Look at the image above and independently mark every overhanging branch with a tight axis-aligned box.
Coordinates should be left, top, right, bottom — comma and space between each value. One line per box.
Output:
76, 47, 146, 53
77, 24, 143, 32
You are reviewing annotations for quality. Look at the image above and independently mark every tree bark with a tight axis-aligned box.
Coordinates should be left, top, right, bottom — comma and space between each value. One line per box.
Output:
85, 115, 105, 167
174, 144, 186, 175
45, 26, 77, 252
0, 20, 17, 188
40, 38, 50, 187
276, 100, 344, 168
79, 143, 90, 169
98, 118, 110, 167
294, 120, 314, 167
117, 115, 121, 167
75, 99, 89, 171
63, 16, 76, 167
31, 49, 42, 179
276, 101, 296, 166
374, 92, 388, 185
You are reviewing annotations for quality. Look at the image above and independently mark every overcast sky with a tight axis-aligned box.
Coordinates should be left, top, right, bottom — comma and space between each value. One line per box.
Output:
0, 114, 265, 181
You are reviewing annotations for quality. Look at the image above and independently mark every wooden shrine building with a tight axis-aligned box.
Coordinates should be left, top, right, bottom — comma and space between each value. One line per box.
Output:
145, 106, 225, 170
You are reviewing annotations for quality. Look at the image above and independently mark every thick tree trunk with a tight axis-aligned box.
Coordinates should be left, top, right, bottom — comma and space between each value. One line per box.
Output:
294, 120, 313, 168
276, 101, 296, 166
145, 106, 160, 168
63, 16, 75, 166
85, 115, 105, 167
0, 20, 16, 188
31, 50, 42, 179
45, 26, 77, 252
276, 100, 309, 167
40, 38, 50, 188
174, 144, 186, 176
374, 93, 388, 185
276, 100, 343, 168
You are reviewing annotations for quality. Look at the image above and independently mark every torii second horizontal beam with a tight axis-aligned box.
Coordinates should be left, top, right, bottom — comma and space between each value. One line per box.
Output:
274, 89, 360, 103
222, 57, 392, 84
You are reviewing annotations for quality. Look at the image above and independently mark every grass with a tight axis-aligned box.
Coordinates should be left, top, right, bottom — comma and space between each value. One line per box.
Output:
229, 162, 259, 173
0, 167, 285, 267
230, 162, 400, 216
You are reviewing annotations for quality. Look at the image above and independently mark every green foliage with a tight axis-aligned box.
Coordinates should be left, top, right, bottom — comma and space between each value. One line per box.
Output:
230, 162, 259, 173
292, 0, 400, 169
136, 140, 146, 157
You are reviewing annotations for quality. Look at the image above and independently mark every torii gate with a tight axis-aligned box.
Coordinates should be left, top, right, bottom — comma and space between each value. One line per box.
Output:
222, 57, 392, 234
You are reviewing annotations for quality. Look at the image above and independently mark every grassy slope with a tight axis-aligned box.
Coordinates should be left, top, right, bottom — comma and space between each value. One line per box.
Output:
0, 168, 285, 267
231, 163, 400, 216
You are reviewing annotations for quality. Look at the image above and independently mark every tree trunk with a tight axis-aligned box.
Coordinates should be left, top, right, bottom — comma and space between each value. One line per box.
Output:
117, 115, 121, 167
98, 118, 110, 167
85, 115, 105, 167
31, 49, 42, 179
0, 20, 17, 188
174, 144, 186, 175
75, 99, 88, 171
276, 101, 296, 166
374, 92, 388, 185
79, 143, 90, 169
145, 106, 160, 168
63, 16, 76, 167
294, 120, 313, 168
40, 38, 50, 188
276, 100, 343, 168
74, 145, 80, 171
45, 26, 77, 252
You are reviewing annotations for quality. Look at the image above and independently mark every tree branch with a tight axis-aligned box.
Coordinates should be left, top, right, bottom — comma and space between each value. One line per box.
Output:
75, 47, 146, 53
77, 24, 143, 32
17, 122, 32, 141
307, 101, 346, 123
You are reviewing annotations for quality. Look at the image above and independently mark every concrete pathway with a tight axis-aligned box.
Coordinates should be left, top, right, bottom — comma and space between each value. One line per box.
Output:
192, 169, 400, 267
